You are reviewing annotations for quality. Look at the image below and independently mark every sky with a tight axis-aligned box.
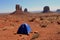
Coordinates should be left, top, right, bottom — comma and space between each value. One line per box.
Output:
0, 0, 60, 13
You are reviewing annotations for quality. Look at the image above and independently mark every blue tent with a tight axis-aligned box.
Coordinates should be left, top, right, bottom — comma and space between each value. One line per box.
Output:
17, 23, 31, 35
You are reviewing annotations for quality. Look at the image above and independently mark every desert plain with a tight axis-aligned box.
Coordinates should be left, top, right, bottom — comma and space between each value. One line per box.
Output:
0, 11, 60, 40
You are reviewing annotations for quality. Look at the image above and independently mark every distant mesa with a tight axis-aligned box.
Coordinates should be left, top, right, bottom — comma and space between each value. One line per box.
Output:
10, 5, 55, 15
10, 4, 29, 15
56, 9, 60, 13
16, 4, 22, 11
24, 8, 28, 12
42, 6, 50, 13
10, 4, 23, 15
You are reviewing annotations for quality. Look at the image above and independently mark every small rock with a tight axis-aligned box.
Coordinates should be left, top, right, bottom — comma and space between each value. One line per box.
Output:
30, 32, 39, 40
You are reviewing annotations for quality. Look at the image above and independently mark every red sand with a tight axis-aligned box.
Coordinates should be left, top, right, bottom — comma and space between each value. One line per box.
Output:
0, 12, 60, 40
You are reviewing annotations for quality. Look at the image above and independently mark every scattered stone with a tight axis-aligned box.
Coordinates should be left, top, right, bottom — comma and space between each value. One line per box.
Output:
30, 32, 39, 40
50, 21, 54, 23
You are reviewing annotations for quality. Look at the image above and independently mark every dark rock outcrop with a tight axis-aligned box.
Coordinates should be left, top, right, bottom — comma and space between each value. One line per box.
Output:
16, 4, 22, 11
56, 9, 60, 13
24, 8, 28, 12
10, 4, 23, 15
43, 6, 50, 13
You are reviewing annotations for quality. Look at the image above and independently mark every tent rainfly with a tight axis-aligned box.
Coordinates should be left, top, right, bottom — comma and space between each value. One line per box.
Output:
17, 23, 31, 35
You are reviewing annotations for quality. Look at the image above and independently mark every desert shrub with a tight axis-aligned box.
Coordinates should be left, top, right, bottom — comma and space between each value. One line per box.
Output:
29, 18, 35, 22
17, 39, 19, 40
40, 17, 44, 20
34, 18, 40, 22
47, 17, 55, 23
10, 23, 15, 26
16, 20, 19, 22
40, 18, 43, 20
21, 38, 25, 40
43, 6, 50, 13
30, 32, 39, 40
57, 21, 60, 24
24, 8, 28, 12
40, 23, 47, 28
4, 20, 7, 21
40, 21, 48, 28
57, 32, 60, 34
19, 35, 22, 37
3, 28, 7, 31
14, 33, 17, 35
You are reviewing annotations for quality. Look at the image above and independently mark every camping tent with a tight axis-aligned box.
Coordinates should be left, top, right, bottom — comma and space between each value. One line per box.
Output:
17, 23, 31, 35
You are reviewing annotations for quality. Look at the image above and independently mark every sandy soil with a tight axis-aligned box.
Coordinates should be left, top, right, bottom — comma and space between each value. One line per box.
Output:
0, 12, 60, 40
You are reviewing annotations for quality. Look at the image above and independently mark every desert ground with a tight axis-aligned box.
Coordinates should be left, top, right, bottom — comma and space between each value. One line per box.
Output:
0, 11, 60, 40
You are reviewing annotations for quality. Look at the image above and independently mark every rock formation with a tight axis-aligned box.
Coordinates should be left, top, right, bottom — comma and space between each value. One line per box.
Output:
16, 4, 22, 11
43, 6, 50, 13
24, 8, 28, 12
10, 4, 23, 15
56, 9, 60, 13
